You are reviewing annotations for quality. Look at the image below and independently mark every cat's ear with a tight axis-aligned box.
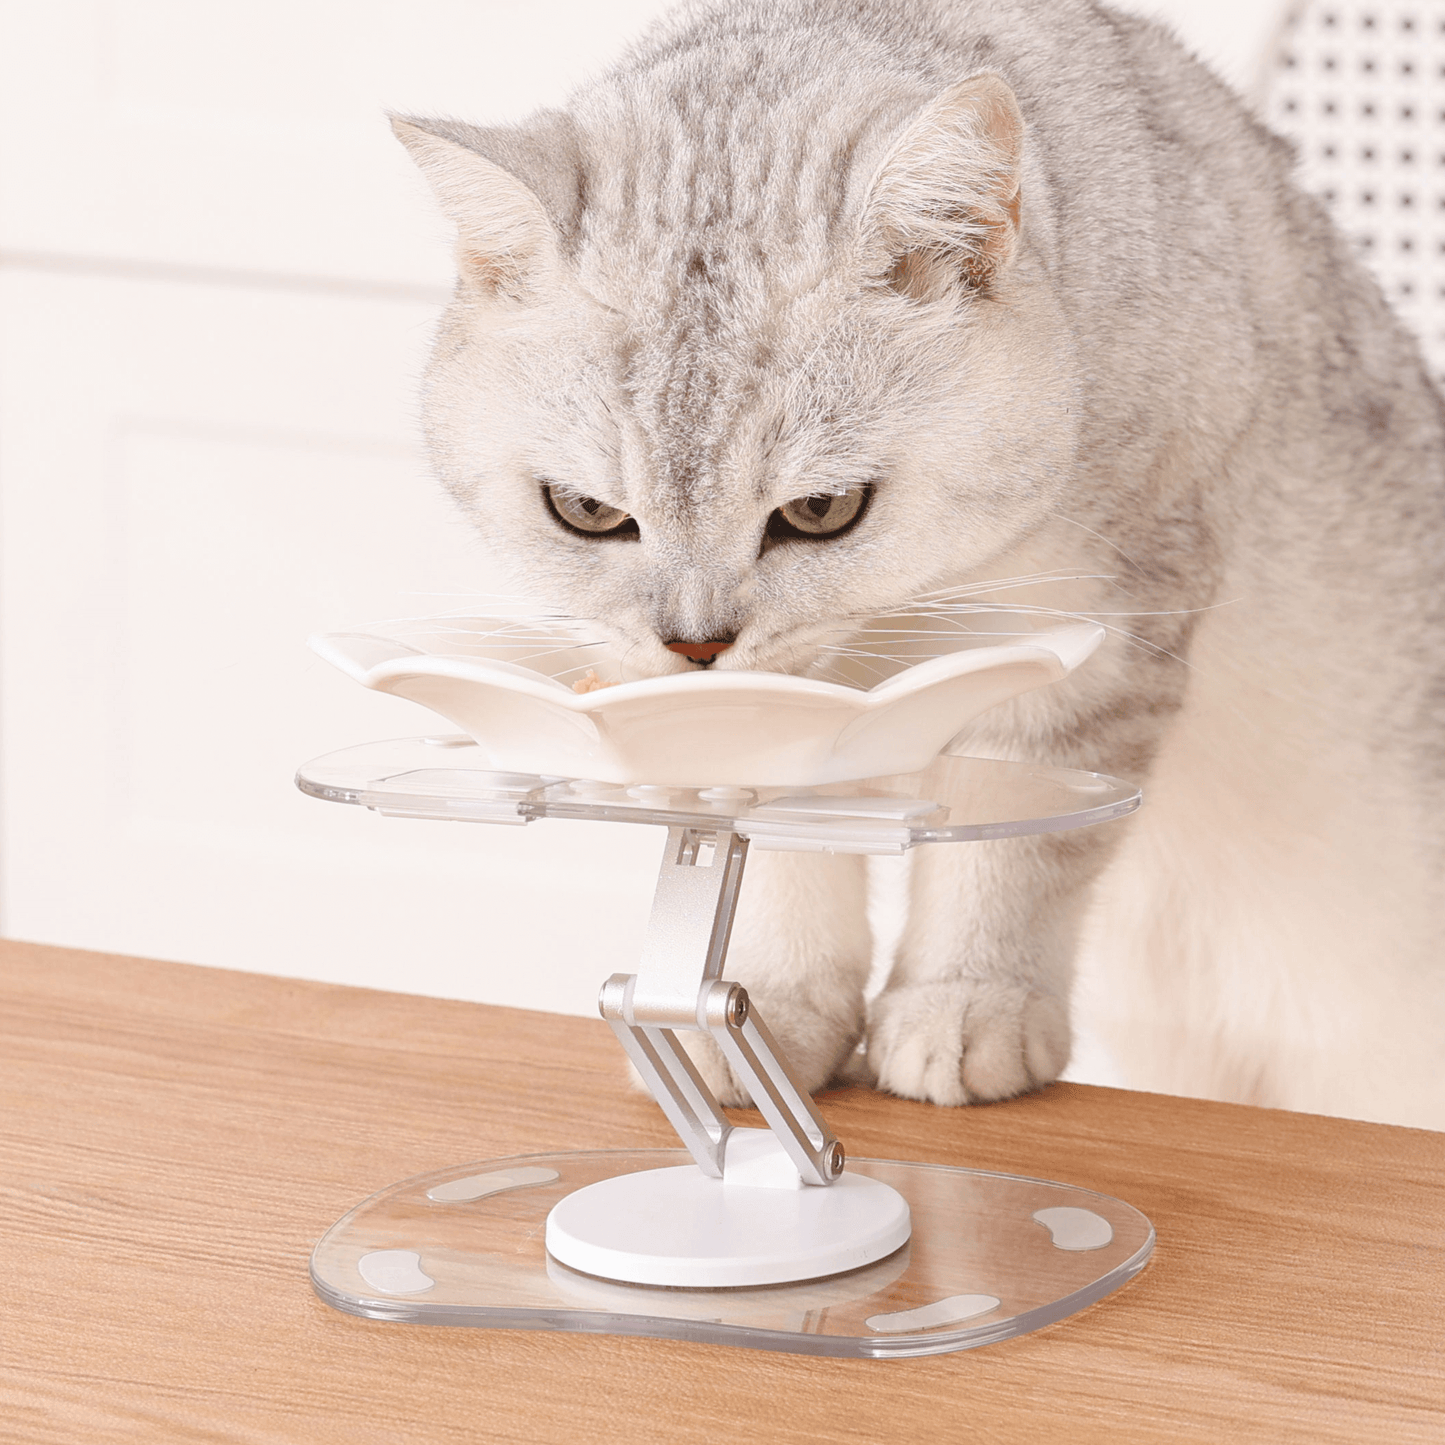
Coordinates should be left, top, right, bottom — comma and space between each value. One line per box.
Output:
391, 115, 572, 303
860, 73, 1024, 300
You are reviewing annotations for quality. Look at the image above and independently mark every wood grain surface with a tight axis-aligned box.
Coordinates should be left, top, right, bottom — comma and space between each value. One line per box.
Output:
2, 939, 1442, 1444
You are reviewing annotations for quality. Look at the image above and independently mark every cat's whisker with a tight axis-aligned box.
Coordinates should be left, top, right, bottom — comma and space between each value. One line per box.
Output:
932, 602, 1201, 668
821, 590, 1236, 676
841, 626, 1040, 636
1049, 514, 1150, 575
424, 626, 593, 642
819, 652, 927, 667
932, 569, 1073, 587
380, 594, 565, 622
503, 642, 610, 667
386, 583, 1224, 685
901, 570, 1119, 603
923, 598, 1239, 623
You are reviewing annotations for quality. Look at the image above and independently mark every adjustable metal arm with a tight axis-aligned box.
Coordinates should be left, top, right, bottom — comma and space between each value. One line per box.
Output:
598, 826, 845, 1188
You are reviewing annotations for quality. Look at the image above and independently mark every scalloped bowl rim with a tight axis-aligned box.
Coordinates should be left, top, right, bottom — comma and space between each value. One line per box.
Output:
310, 623, 1105, 713
309, 616, 1106, 786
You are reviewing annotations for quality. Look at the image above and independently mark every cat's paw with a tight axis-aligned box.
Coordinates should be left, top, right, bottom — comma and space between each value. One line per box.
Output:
865, 979, 1069, 1106
627, 991, 863, 1108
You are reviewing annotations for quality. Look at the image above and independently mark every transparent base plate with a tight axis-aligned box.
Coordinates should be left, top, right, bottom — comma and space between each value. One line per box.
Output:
311, 1150, 1154, 1359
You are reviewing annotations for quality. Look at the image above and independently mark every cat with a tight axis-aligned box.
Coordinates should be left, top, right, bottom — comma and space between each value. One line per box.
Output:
391, 0, 1445, 1131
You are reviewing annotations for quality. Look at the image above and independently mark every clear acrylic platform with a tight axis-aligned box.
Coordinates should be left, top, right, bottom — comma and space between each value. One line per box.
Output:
298, 736, 1150, 1358
296, 735, 1140, 853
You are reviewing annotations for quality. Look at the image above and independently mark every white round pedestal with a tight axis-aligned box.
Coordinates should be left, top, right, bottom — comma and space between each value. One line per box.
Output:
544, 1165, 912, 1287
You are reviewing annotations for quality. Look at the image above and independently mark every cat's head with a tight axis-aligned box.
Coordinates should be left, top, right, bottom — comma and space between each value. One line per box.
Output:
395, 72, 1077, 678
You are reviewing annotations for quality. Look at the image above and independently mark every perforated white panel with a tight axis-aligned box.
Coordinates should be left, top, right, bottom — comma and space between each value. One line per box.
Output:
1263, 3, 1445, 385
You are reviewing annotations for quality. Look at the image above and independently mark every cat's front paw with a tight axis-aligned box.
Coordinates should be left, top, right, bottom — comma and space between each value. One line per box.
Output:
865, 979, 1069, 1105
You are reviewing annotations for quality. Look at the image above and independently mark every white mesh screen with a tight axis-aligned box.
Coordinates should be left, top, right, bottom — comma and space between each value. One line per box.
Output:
1263, 3, 1445, 386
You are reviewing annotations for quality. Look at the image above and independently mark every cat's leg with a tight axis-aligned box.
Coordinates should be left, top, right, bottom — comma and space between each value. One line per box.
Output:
860, 588, 1191, 1105
867, 829, 1107, 1104
666, 847, 873, 1107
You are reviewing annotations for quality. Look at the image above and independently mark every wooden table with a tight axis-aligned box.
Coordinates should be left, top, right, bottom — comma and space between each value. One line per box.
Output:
3, 940, 1442, 1443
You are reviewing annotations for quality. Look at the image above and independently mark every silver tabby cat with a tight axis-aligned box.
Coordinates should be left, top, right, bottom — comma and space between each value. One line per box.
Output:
394, 0, 1445, 1130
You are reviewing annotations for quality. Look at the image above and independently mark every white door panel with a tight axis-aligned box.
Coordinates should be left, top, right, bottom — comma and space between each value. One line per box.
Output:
0, 268, 659, 1010
0, 0, 674, 285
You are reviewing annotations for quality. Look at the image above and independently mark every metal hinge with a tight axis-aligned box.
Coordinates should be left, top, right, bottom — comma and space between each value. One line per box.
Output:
598, 826, 845, 1188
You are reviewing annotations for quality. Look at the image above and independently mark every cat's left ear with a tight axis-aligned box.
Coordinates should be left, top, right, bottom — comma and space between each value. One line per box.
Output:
860, 73, 1024, 299
391, 114, 577, 303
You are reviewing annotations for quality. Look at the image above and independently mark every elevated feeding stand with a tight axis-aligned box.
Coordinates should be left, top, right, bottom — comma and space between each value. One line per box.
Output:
299, 738, 1154, 1358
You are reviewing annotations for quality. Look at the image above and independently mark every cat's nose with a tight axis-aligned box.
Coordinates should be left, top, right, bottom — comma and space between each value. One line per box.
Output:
665, 637, 734, 664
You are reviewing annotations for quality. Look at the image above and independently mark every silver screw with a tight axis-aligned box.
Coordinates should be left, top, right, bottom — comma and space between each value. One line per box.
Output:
727, 986, 749, 1028
826, 1142, 845, 1178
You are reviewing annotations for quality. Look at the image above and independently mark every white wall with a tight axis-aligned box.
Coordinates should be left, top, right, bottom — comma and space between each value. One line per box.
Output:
0, 1, 679, 1017
0, 2, 1285, 1050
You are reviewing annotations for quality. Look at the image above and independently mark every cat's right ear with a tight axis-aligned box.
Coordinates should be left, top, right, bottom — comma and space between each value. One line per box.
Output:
391, 116, 563, 304
859, 73, 1025, 301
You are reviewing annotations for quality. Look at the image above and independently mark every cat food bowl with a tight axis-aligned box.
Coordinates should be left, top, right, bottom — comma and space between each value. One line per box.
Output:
310, 613, 1103, 787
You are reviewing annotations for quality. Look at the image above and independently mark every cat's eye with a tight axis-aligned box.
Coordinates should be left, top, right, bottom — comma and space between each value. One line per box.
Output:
542, 482, 640, 539
765, 484, 873, 545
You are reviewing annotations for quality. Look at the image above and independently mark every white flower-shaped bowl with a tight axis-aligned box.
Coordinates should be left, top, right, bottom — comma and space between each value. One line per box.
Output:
310, 613, 1103, 787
